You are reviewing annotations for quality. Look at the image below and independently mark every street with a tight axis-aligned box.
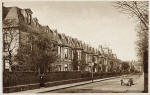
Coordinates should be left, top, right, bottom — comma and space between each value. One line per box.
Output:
46, 74, 143, 93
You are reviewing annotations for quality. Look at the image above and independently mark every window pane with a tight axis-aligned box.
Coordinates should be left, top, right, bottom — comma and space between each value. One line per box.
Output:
5, 60, 10, 69
64, 48, 68, 58
4, 43, 9, 52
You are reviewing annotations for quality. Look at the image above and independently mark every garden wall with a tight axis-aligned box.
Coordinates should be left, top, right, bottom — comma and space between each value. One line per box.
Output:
3, 71, 122, 93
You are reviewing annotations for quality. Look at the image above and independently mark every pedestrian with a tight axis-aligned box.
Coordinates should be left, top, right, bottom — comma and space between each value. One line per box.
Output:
120, 79, 123, 86
40, 73, 45, 87
128, 78, 133, 86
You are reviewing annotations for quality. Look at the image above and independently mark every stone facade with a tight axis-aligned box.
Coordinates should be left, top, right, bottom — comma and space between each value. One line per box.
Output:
2, 6, 122, 72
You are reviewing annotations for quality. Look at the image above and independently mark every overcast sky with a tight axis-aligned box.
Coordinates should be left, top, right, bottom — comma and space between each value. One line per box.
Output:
4, 1, 138, 61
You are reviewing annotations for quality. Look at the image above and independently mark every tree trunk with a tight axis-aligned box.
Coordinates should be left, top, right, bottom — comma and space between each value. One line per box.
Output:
143, 49, 148, 92
38, 67, 41, 76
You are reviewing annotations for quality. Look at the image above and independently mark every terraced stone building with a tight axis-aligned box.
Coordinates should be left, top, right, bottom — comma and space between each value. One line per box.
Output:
2, 6, 122, 72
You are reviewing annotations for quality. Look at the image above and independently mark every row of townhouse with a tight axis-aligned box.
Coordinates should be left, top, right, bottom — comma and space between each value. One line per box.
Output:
2, 6, 122, 72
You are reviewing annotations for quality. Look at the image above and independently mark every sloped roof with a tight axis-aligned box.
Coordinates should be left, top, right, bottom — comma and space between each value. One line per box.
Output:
42, 25, 49, 32
3, 7, 20, 27
65, 36, 73, 47
51, 29, 60, 43
3, 7, 33, 27
60, 33, 68, 46
3, 7, 10, 19
57, 33, 63, 45
4, 7, 19, 21
3, 6, 117, 59
64, 35, 70, 46
70, 38, 76, 48
25, 8, 33, 14
82, 42, 86, 51
78, 40, 83, 49
74, 38, 80, 48
31, 17, 41, 29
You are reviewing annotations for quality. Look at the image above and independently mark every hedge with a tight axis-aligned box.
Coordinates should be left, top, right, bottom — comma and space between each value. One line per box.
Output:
3, 72, 39, 87
3, 71, 121, 87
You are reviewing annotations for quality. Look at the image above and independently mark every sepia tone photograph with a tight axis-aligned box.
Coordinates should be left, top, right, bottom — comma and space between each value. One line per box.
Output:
2, 0, 148, 93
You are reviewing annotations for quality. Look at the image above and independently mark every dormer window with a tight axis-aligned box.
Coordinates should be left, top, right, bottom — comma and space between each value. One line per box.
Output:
25, 9, 33, 24
28, 13, 31, 24
33, 18, 39, 27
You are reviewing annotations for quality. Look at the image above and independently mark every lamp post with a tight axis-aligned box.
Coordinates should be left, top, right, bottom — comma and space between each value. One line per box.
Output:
91, 62, 94, 83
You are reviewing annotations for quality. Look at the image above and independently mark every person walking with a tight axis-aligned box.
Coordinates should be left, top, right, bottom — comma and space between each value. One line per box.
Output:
120, 79, 124, 86
40, 73, 45, 87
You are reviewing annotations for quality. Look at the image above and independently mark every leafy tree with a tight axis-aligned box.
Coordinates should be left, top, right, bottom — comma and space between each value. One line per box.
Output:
121, 62, 130, 73
110, 61, 114, 72
80, 52, 87, 71
15, 32, 58, 73
72, 50, 78, 70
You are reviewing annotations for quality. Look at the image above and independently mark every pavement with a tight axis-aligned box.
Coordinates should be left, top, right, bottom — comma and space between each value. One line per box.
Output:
14, 74, 144, 93
126, 74, 144, 93
15, 76, 120, 93
48, 74, 144, 93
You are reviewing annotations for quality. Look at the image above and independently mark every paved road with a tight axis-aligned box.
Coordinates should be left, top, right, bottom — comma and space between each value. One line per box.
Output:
47, 74, 143, 93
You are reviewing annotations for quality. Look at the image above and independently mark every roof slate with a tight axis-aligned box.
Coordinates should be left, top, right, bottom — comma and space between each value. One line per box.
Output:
3, 6, 116, 57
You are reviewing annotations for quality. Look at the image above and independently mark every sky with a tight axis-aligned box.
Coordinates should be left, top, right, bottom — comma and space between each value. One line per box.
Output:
4, 1, 138, 61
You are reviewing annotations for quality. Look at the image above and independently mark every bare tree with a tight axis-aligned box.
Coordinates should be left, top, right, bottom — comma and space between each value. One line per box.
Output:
115, 1, 148, 29
115, 1, 148, 92
3, 19, 20, 71
115, 1, 148, 69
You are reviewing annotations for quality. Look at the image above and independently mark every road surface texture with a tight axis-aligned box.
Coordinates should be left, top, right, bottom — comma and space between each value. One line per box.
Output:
46, 74, 144, 93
